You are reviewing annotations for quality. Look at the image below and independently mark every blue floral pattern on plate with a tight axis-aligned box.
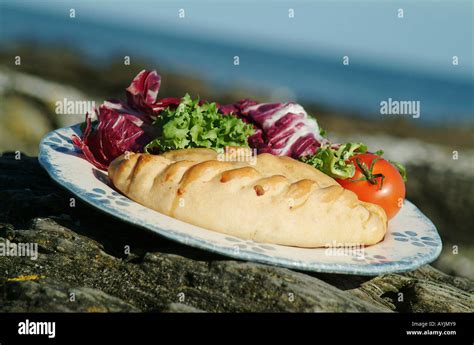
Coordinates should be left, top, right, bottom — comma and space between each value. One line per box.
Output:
392, 231, 439, 247
38, 124, 442, 275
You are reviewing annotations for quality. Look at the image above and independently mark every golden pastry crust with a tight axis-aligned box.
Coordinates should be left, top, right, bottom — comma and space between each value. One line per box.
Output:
108, 148, 387, 247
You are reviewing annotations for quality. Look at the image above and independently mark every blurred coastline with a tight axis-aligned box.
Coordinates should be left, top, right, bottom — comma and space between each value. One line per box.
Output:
2, 3, 473, 124
1, 45, 473, 154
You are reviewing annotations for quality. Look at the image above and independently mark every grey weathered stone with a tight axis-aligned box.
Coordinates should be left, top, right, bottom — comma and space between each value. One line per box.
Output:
0, 280, 139, 312
0, 152, 472, 312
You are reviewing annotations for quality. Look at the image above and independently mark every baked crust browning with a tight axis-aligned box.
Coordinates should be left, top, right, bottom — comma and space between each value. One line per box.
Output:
108, 149, 387, 247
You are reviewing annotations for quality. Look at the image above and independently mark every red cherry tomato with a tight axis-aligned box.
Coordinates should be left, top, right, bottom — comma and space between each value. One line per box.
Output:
336, 153, 405, 220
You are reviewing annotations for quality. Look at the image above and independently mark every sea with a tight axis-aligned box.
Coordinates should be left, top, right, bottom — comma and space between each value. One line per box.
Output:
1, 4, 473, 125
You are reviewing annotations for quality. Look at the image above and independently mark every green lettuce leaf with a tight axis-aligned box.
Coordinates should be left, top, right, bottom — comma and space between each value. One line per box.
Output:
300, 143, 367, 179
144, 94, 254, 153
389, 160, 408, 182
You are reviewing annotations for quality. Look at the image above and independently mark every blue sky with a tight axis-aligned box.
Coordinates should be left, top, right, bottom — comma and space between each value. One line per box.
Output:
4, 0, 473, 80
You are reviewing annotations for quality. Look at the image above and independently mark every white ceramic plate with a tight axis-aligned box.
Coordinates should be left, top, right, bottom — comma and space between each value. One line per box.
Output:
38, 124, 442, 275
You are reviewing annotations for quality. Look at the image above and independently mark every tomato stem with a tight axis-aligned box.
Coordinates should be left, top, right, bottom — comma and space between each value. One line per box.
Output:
353, 158, 385, 190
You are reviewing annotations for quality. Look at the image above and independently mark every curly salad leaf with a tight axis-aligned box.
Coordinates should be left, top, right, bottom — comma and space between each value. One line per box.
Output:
300, 143, 368, 179
144, 94, 254, 153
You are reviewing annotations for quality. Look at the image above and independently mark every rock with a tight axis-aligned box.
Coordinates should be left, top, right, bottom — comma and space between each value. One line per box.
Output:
348, 266, 474, 312
435, 247, 474, 281
0, 152, 472, 312
0, 95, 53, 156
0, 280, 139, 312
161, 303, 204, 313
